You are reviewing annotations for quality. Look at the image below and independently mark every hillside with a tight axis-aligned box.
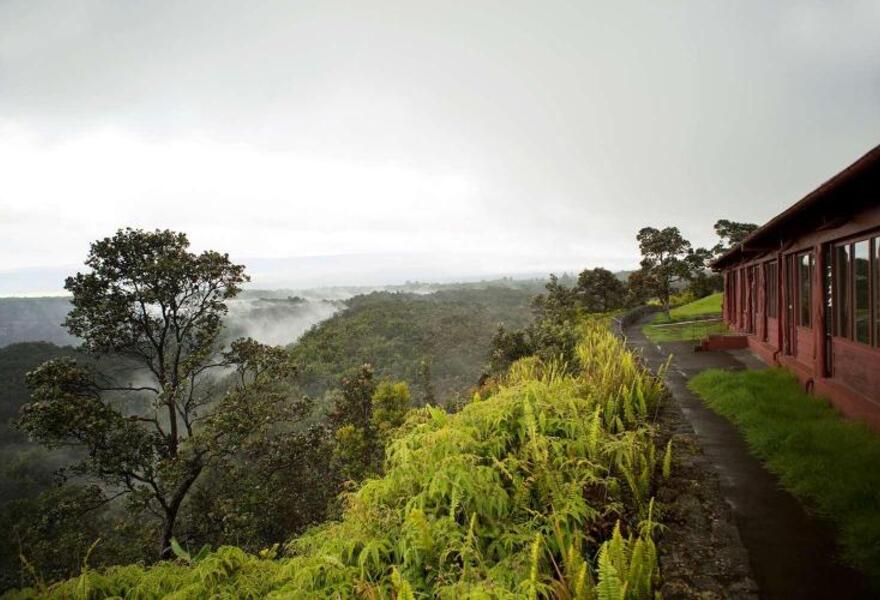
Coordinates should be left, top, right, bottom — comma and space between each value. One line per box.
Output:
290, 287, 536, 404
2, 319, 666, 599
0, 342, 78, 435
0, 298, 77, 348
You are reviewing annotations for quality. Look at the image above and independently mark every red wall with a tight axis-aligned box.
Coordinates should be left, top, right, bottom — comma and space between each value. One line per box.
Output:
720, 204, 880, 431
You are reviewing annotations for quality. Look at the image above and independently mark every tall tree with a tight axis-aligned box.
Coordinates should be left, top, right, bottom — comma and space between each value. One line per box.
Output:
331, 364, 378, 481
576, 267, 627, 313
635, 226, 705, 317
712, 219, 758, 256
331, 365, 412, 480
371, 381, 411, 443
531, 274, 577, 323
17, 228, 295, 559
416, 359, 436, 407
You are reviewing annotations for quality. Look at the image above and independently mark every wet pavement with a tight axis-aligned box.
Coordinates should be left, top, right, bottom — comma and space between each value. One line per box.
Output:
624, 318, 870, 600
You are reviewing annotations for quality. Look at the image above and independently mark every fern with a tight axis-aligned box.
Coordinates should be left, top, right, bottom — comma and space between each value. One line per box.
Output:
662, 439, 673, 480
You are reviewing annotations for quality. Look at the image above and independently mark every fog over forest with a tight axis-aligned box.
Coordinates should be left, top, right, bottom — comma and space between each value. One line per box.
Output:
0, 292, 343, 349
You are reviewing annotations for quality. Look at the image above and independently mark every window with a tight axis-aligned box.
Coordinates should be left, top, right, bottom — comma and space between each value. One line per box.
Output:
765, 260, 778, 318
876, 239, 880, 347
854, 240, 871, 344
798, 252, 813, 327
729, 270, 737, 317
823, 246, 833, 375
835, 244, 851, 338
833, 236, 880, 346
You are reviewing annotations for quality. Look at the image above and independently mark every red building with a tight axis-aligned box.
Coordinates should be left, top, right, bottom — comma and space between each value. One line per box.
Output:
714, 144, 880, 429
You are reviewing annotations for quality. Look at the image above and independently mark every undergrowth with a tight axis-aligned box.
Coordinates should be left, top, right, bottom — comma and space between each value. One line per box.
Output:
6, 319, 667, 599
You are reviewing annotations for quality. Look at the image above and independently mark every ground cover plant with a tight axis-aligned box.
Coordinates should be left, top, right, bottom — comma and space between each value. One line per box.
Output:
5, 319, 668, 599
690, 368, 880, 586
642, 293, 724, 343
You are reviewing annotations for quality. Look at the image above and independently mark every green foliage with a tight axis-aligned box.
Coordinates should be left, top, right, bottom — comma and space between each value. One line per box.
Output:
635, 226, 710, 317
331, 368, 414, 481
290, 288, 534, 404
642, 292, 725, 342
652, 292, 722, 324
6, 319, 666, 598
371, 381, 411, 442
331, 364, 379, 481
576, 268, 627, 313
14, 228, 320, 563
642, 321, 727, 343
487, 276, 582, 379
416, 359, 436, 407
0, 343, 78, 442
690, 368, 880, 586
180, 423, 337, 556
487, 327, 534, 376
712, 219, 758, 257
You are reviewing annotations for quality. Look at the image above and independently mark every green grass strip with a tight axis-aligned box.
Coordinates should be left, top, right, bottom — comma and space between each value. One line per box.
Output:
642, 293, 725, 342
689, 368, 880, 585
652, 293, 722, 325
642, 320, 726, 343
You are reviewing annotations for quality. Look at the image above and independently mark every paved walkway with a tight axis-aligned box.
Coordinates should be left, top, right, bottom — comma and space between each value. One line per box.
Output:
624, 318, 868, 600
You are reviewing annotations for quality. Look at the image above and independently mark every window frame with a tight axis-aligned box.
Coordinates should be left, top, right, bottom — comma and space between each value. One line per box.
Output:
765, 259, 779, 319
831, 231, 880, 348
796, 251, 813, 328
853, 238, 872, 345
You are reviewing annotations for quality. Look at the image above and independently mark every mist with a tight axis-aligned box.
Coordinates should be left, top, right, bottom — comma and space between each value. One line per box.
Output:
223, 295, 343, 347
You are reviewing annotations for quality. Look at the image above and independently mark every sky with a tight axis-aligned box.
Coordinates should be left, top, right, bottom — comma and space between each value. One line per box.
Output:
1, 0, 879, 294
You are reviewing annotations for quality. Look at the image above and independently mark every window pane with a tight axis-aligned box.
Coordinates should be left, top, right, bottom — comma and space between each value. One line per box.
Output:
854, 240, 870, 344
799, 253, 812, 327
823, 246, 833, 375
766, 261, 778, 319
835, 244, 851, 339
876, 238, 880, 347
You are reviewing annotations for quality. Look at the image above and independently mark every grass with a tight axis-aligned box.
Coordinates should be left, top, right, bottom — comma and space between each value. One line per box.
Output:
654, 292, 722, 324
642, 292, 724, 342
689, 368, 880, 586
642, 320, 727, 343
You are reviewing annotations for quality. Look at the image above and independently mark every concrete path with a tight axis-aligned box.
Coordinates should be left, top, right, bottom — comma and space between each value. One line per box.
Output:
624, 318, 869, 600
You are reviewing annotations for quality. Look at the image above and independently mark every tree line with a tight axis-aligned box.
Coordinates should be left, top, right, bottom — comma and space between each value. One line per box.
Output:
485, 219, 756, 376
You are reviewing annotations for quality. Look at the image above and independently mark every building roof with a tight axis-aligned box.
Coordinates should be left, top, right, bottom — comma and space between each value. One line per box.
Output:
712, 143, 880, 270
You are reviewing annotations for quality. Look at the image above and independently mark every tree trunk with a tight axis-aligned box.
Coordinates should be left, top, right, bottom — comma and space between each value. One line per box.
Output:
160, 509, 177, 560
158, 465, 203, 560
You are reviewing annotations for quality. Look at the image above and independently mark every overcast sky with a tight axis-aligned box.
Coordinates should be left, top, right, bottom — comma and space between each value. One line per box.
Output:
2, 0, 879, 293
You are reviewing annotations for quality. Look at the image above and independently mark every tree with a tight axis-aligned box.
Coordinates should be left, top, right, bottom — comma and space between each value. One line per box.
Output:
371, 381, 411, 443
180, 423, 336, 553
486, 326, 533, 376
416, 359, 435, 407
331, 364, 378, 481
531, 274, 577, 324
331, 366, 412, 480
576, 268, 627, 313
17, 228, 296, 560
624, 269, 655, 307
635, 227, 705, 317
712, 219, 758, 256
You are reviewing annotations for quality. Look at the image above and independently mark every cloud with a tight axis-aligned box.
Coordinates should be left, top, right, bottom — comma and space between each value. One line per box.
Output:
1, 0, 879, 290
